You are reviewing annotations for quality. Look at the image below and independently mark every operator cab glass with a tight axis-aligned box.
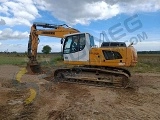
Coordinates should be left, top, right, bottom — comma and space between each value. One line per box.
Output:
63, 33, 95, 54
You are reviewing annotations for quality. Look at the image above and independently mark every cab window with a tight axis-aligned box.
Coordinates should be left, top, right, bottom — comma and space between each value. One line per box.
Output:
63, 34, 86, 54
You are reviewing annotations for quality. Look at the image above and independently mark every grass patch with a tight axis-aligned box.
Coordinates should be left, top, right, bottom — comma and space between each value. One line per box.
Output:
0, 56, 27, 65
51, 56, 63, 63
131, 54, 160, 73
38, 55, 64, 68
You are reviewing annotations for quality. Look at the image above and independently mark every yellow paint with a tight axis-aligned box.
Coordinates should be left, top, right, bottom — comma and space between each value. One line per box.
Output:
64, 61, 89, 65
16, 68, 27, 82
24, 88, 37, 104
15, 67, 37, 104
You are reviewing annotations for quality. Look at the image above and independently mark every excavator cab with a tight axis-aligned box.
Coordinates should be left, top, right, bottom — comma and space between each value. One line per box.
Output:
63, 33, 137, 67
63, 33, 92, 63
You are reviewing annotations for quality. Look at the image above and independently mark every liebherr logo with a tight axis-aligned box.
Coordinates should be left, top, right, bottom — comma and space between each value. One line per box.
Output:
42, 32, 55, 34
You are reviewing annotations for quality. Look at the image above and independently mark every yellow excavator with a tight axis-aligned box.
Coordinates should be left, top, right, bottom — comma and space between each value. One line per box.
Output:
27, 22, 137, 88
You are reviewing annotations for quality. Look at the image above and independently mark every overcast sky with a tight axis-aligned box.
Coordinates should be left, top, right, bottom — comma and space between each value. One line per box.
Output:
0, 0, 160, 52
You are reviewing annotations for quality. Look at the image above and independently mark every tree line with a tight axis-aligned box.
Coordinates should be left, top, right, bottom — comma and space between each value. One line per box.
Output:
138, 51, 160, 54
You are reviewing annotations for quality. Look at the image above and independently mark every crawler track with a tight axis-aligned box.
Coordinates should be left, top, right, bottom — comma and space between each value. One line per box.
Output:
53, 67, 130, 88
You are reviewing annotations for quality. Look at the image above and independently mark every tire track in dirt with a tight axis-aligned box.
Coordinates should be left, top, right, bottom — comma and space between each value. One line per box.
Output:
45, 83, 91, 120
111, 73, 160, 120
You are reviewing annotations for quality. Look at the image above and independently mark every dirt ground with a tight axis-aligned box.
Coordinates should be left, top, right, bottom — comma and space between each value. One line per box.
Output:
0, 65, 160, 120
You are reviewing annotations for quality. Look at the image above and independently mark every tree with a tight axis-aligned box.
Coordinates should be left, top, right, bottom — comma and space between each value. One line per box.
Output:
42, 45, 52, 54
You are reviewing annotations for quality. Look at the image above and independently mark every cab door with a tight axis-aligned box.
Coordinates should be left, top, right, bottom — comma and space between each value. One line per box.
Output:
63, 33, 90, 62
63, 35, 79, 62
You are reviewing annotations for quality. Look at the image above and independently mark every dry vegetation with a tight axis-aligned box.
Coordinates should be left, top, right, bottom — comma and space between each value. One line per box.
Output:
131, 54, 160, 73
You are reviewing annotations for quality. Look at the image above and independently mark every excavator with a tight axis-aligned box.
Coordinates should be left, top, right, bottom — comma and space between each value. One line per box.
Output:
27, 22, 137, 88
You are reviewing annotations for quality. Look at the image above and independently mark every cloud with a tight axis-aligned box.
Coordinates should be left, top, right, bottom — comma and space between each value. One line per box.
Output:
118, 0, 160, 13
0, 0, 40, 26
0, 19, 6, 25
38, 0, 160, 25
0, 0, 160, 26
0, 28, 29, 40
131, 41, 160, 51
40, 0, 121, 25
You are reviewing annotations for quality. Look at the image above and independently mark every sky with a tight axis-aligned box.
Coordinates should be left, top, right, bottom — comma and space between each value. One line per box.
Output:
0, 0, 160, 52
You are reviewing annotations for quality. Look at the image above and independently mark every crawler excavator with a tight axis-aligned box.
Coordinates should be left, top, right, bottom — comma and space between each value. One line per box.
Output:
27, 22, 137, 88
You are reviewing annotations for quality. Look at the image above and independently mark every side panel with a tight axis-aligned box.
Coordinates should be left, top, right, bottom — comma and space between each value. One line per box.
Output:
126, 46, 137, 66
89, 47, 129, 67
63, 52, 79, 61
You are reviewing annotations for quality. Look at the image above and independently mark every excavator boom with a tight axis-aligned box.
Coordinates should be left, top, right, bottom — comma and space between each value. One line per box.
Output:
27, 22, 79, 74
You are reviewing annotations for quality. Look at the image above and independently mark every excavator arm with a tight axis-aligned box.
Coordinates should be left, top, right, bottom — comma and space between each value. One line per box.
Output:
27, 22, 79, 73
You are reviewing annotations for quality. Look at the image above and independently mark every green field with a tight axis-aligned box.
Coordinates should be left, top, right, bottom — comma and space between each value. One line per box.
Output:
131, 54, 160, 73
0, 54, 27, 65
0, 53, 62, 66
0, 53, 159, 73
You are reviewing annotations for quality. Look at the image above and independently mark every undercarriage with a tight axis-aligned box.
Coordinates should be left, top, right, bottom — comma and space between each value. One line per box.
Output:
47, 66, 131, 88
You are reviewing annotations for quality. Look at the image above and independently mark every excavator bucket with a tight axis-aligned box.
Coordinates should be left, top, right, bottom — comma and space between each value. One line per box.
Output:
26, 63, 42, 74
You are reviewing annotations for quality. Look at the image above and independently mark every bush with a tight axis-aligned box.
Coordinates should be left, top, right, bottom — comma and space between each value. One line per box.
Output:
51, 56, 63, 63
